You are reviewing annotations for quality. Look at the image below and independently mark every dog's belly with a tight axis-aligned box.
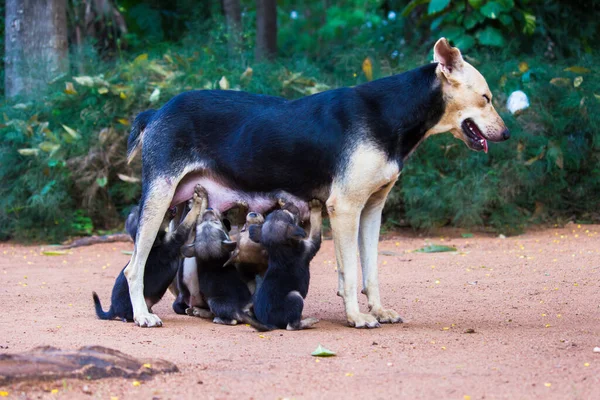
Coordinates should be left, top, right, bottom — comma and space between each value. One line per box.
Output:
172, 173, 312, 220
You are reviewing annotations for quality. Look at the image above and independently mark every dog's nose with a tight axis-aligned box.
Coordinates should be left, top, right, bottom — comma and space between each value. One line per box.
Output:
501, 129, 510, 141
249, 212, 257, 218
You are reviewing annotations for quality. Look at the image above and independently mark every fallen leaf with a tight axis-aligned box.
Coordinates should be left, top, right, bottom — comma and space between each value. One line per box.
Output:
461, 233, 474, 238
132, 381, 141, 387
117, 118, 130, 126
62, 124, 81, 140
117, 174, 140, 183
0, 391, 8, 397
414, 244, 457, 253
518, 62, 529, 73
121, 250, 133, 255
149, 88, 160, 103
134, 53, 148, 63
311, 344, 336, 357
97, 87, 109, 94
574, 76, 583, 88
18, 148, 40, 156
550, 77, 570, 87
42, 250, 68, 256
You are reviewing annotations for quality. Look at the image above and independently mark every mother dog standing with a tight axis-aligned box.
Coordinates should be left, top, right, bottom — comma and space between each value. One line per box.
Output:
125, 38, 509, 328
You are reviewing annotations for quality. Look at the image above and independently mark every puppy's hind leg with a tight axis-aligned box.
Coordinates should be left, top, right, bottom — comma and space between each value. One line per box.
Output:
284, 291, 319, 330
124, 179, 177, 327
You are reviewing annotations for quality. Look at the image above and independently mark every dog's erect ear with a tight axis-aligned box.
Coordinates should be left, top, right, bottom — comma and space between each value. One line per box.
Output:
248, 224, 262, 243
286, 225, 307, 241
222, 239, 237, 253
433, 37, 464, 77
181, 243, 195, 258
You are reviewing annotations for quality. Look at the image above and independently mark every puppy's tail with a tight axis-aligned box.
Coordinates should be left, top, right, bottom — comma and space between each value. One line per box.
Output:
127, 109, 156, 164
235, 312, 273, 332
92, 291, 116, 320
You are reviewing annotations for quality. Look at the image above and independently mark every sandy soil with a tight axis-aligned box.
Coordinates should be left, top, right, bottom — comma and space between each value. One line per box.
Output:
1, 225, 600, 399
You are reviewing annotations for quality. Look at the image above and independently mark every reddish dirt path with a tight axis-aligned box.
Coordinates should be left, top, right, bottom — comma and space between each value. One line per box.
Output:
1, 225, 600, 399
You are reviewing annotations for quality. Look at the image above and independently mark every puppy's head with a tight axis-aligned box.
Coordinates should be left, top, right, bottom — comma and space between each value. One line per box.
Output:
125, 205, 176, 246
429, 38, 509, 153
248, 210, 306, 248
181, 208, 236, 259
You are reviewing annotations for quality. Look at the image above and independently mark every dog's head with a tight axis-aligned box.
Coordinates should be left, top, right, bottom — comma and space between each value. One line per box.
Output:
248, 210, 306, 248
181, 208, 236, 259
429, 38, 509, 152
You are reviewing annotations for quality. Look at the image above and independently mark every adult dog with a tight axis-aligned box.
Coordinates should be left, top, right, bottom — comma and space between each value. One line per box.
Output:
124, 38, 509, 328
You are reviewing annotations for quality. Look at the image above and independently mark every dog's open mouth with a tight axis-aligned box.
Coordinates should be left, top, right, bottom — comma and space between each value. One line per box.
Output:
461, 119, 488, 153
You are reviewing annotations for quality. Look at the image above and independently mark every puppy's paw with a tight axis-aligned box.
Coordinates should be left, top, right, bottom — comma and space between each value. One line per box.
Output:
370, 307, 403, 324
213, 317, 238, 325
186, 307, 213, 319
309, 199, 322, 211
134, 312, 163, 328
347, 312, 381, 329
193, 184, 208, 201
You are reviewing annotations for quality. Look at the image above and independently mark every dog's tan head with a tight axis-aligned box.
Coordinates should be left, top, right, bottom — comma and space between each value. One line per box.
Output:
428, 38, 510, 152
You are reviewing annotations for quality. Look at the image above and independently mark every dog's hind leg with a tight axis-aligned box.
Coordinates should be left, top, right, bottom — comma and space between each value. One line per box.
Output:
124, 178, 177, 327
359, 180, 403, 324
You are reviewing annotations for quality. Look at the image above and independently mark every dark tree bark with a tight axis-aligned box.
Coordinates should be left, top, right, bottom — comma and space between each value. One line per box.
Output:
255, 0, 277, 61
5, 0, 70, 98
223, 0, 242, 55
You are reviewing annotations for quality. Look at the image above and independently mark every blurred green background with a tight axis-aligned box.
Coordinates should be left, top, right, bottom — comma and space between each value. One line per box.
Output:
0, 0, 599, 242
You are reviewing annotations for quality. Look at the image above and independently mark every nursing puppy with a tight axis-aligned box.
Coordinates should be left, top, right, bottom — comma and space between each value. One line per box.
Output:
92, 185, 204, 322
225, 211, 268, 294
181, 206, 269, 330
249, 199, 323, 330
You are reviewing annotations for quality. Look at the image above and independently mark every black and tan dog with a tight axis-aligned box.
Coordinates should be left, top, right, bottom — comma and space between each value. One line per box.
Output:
92, 185, 204, 322
124, 38, 509, 328
249, 199, 323, 330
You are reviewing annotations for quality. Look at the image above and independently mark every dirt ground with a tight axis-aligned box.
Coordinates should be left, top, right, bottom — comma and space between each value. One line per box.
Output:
1, 225, 600, 399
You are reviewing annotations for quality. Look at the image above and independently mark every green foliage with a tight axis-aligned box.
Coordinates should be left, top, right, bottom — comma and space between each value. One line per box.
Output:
1, 0, 599, 241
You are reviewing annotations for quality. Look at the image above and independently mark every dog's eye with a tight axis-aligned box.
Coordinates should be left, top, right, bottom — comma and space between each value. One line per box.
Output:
483, 94, 490, 104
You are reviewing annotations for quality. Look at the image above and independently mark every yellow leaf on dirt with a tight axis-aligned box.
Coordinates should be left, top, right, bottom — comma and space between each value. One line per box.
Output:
42, 250, 68, 256
362, 57, 373, 81
134, 53, 148, 63
518, 62, 529, 73
574, 76, 583, 88
64, 82, 77, 95
550, 77, 570, 87
0, 391, 9, 397
117, 118, 130, 126
564, 66, 590, 74
219, 76, 230, 90
132, 381, 141, 387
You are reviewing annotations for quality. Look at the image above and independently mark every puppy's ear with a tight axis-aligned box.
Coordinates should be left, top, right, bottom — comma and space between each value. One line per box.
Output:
181, 243, 195, 258
248, 224, 262, 243
287, 225, 307, 241
125, 206, 140, 241
222, 218, 231, 232
222, 239, 237, 253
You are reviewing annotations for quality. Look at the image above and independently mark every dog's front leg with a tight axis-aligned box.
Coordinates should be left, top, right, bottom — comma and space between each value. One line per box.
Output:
124, 180, 176, 327
359, 180, 403, 324
327, 195, 381, 328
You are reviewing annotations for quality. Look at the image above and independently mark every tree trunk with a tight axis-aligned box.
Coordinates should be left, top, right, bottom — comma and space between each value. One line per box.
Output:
223, 0, 242, 55
255, 0, 277, 61
5, 0, 69, 99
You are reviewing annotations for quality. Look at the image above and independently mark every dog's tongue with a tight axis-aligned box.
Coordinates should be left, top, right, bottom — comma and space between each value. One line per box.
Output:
482, 139, 488, 154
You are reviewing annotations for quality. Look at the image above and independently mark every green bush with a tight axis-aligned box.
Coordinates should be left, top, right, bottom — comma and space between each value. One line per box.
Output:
1, 1, 598, 241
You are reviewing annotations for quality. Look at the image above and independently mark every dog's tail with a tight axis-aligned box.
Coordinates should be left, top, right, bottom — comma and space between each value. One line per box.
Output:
92, 291, 116, 320
127, 109, 156, 164
235, 312, 273, 332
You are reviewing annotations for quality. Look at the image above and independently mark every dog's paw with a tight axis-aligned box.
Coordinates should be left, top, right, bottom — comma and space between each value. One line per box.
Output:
347, 312, 381, 329
134, 312, 163, 328
186, 307, 213, 319
371, 307, 403, 324
309, 199, 322, 211
300, 317, 319, 329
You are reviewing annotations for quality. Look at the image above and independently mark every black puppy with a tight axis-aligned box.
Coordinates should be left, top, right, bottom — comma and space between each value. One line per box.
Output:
92, 184, 205, 322
249, 199, 323, 330
181, 207, 269, 330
